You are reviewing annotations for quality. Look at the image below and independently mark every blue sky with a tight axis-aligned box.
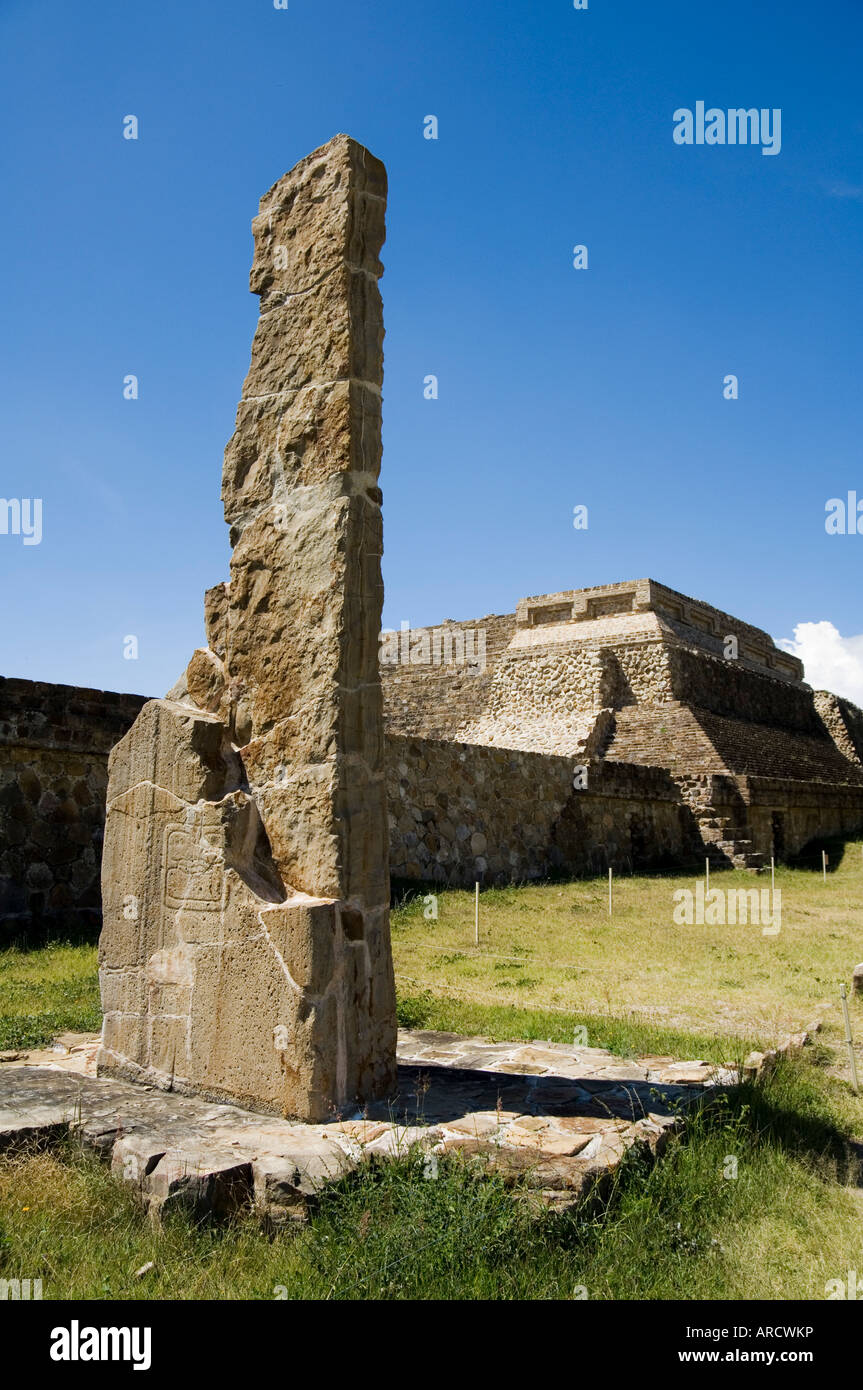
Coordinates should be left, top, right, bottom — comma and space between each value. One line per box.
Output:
1, 0, 861, 699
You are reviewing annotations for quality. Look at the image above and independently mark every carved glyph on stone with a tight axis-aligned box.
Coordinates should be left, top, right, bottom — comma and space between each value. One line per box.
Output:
98, 135, 397, 1121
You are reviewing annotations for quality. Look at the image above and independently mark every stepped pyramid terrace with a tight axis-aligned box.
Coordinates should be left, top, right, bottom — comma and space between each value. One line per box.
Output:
381, 579, 863, 883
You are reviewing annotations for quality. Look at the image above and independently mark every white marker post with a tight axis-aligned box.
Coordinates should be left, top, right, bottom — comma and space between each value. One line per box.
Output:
840, 983, 860, 1095
608, 866, 613, 918
474, 880, 479, 947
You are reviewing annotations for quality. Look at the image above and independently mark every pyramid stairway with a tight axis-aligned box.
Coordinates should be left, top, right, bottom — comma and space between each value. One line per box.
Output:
603, 703, 764, 870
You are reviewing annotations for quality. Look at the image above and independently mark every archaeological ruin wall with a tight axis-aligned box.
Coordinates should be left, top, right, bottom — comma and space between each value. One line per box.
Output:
382, 612, 516, 741
380, 578, 863, 873
5, 563, 863, 921
388, 735, 702, 886
813, 691, 863, 768
0, 677, 147, 941
5, 677, 862, 919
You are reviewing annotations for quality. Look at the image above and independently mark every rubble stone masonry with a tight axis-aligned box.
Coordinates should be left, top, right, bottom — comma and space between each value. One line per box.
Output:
0, 677, 147, 939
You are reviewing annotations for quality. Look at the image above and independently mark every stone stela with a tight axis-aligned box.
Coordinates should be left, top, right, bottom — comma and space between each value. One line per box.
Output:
96, 135, 397, 1122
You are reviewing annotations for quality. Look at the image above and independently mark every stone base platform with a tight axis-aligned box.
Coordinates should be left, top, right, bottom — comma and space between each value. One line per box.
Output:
0, 1030, 738, 1221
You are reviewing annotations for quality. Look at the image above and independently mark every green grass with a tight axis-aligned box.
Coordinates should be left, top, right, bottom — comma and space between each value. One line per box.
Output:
2, 857, 863, 1299
0, 943, 100, 1050
1, 1055, 860, 1300
392, 847, 863, 1058
396, 991, 756, 1065
6, 848, 863, 1060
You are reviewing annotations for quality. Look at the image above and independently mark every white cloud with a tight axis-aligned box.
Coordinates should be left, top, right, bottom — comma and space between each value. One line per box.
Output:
827, 181, 863, 202
779, 622, 863, 706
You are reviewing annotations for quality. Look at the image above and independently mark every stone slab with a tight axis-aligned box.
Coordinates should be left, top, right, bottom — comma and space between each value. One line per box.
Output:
0, 1028, 743, 1220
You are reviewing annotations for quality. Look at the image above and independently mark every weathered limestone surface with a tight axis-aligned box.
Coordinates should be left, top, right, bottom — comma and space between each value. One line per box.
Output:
98, 135, 396, 1121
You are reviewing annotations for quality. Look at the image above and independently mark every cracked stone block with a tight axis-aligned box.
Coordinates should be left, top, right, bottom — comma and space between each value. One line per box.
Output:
145, 1151, 254, 1222
252, 1138, 355, 1224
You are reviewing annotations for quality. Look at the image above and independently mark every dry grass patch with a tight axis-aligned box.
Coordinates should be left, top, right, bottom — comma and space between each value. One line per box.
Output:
392, 843, 863, 1053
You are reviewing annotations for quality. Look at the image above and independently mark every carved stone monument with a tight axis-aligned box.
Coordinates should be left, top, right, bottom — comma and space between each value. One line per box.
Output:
97, 135, 397, 1121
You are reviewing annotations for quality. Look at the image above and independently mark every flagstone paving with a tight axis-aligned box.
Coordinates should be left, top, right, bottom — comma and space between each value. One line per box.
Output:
0, 1028, 801, 1220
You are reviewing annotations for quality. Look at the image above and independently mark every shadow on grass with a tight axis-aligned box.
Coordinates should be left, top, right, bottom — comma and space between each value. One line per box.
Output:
727, 1063, 863, 1185
787, 832, 856, 874
391, 858, 735, 905
1, 922, 101, 953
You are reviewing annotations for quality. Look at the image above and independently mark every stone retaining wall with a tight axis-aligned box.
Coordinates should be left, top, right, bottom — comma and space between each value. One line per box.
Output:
0, 677, 148, 939
382, 612, 516, 742
387, 734, 863, 886
668, 646, 821, 732
4, 675, 863, 934
387, 734, 700, 886
741, 776, 863, 860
